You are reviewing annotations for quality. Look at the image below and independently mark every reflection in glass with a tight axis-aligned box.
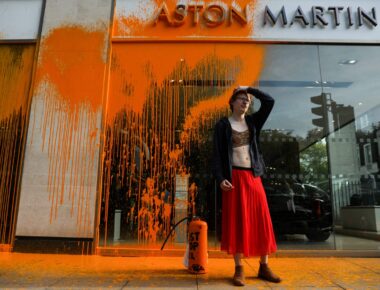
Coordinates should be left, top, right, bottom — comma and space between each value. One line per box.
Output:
98, 44, 380, 252
319, 46, 380, 250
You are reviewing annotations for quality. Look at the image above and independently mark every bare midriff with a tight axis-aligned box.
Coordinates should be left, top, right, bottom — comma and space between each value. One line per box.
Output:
232, 144, 251, 168
229, 117, 252, 168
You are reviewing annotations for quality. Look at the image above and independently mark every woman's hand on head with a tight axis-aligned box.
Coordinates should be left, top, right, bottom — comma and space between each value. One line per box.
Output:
220, 179, 234, 191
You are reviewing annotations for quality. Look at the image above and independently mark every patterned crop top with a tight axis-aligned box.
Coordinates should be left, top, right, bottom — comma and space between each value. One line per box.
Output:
232, 129, 250, 148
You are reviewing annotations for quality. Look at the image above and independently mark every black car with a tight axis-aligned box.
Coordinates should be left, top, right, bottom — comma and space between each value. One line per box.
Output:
262, 176, 333, 241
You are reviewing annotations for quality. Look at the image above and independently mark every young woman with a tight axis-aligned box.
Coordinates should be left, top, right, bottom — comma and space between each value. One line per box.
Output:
212, 86, 281, 286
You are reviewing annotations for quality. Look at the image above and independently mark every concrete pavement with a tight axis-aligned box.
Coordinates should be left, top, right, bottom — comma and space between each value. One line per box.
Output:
0, 253, 379, 289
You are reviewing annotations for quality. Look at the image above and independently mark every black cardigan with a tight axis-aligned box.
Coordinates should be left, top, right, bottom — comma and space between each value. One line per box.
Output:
211, 87, 275, 186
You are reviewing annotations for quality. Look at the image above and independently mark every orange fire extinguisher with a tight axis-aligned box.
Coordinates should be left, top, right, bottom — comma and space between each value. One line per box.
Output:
161, 216, 208, 274
187, 217, 208, 274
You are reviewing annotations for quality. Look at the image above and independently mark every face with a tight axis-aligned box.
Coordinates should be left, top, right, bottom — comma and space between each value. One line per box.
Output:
232, 92, 251, 114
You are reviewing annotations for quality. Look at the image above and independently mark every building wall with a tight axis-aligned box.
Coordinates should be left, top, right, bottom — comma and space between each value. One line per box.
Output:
0, 0, 379, 252
0, 0, 42, 40
15, 0, 113, 239
114, 0, 380, 43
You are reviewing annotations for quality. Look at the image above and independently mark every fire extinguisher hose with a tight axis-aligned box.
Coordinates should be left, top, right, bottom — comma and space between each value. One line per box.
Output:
160, 216, 191, 251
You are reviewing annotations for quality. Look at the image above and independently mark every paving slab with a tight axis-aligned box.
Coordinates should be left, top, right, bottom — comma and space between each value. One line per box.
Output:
197, 258, 270, 289
125, 268, 197, 288
303, 257, 380, 289
0, 253, 379, 289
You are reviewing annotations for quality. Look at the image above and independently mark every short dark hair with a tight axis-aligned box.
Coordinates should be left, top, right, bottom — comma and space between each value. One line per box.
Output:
229, 90, 252, 112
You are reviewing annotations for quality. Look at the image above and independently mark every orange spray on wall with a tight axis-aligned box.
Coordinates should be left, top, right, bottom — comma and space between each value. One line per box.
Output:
33, 26, 107, 234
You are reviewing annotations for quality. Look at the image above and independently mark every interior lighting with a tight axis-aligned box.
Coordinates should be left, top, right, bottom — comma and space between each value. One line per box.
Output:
338, 59, 358, 65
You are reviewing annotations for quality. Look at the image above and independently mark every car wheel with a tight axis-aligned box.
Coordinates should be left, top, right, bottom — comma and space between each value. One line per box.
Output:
305, 230, 331, 241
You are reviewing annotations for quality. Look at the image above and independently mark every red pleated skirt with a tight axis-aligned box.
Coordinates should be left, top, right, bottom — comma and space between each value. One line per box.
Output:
221, 168, 277, 257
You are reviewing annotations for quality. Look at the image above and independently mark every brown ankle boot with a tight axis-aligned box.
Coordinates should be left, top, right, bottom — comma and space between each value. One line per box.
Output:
258, 262, 281, 283
233, 265, 245, 286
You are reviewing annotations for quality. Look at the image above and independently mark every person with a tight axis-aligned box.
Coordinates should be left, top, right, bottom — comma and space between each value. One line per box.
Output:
212, 86, 281, 286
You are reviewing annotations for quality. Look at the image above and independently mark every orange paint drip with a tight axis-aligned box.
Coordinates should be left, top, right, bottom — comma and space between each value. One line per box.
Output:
101, 42, 264, 246
34, 26, 107, 234
114, 0, 257, 39
182, 45, 264, 142
0, 45, 35, 244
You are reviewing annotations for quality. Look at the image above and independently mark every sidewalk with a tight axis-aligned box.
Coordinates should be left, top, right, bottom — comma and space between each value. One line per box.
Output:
0, 253, 379, 289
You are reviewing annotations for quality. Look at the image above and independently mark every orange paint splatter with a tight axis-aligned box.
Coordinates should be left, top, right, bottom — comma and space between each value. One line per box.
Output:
100, 42, 264, 247
34, 26, 107, 234
0, 44, 35, 244
181, 45, 264, 143
36, 26, 106, 111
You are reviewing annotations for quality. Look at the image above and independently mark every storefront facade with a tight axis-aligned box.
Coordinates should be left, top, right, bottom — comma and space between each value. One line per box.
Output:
1, 0, 379, 255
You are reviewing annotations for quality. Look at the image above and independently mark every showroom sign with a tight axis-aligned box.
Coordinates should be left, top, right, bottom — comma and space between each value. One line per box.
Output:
264, 6, 377, 28
114, 0, 380, 43
153, 2, 377, 29
153, 1, 249, 27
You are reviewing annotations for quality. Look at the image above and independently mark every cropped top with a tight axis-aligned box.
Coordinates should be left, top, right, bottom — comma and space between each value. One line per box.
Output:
232, 129, 250, 148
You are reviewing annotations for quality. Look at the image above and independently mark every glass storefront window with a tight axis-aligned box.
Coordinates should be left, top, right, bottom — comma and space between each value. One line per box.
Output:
258, 45, 334, 250
0, 44, 35, 246
99, 43, 266, 250
319, 45, 380, 250
98, 43, 380, 252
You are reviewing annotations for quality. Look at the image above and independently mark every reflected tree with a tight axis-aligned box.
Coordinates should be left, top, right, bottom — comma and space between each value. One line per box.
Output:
300, 141, 328, 186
